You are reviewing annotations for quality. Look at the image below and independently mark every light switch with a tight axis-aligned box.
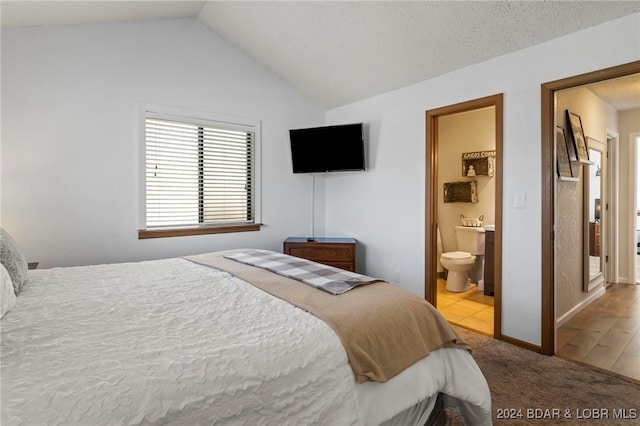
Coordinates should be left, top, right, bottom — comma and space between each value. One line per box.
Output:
514, 193, 526, 209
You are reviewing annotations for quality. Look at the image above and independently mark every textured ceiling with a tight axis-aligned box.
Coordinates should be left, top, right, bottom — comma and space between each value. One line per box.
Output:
2, 1, 639, 109
586, 75, 640, 112
197, 1, 640, 108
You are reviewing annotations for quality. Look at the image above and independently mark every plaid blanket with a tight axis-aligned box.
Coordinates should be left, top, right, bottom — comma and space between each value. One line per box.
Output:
223, 250, 382, 294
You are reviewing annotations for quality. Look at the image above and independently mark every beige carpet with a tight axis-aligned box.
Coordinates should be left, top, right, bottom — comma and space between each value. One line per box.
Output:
455, 327, 640, 425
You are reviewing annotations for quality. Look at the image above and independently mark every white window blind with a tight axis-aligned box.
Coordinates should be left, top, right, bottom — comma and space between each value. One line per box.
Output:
144, 114, 255, 229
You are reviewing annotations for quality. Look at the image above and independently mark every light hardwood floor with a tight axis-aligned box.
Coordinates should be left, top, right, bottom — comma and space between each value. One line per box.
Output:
556, 283, 640, 382
436, 278, 494, 335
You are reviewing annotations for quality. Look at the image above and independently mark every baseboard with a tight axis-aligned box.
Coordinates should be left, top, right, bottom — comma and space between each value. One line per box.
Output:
499, 334, 543, 353
453, 326, 545, 354
556, 286, 606, 327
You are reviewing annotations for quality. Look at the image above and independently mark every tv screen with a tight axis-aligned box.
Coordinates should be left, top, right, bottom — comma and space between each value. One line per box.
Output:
289, 123, 365, 173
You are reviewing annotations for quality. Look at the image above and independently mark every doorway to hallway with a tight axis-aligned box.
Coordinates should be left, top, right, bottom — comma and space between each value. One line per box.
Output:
540, 60, 640, 355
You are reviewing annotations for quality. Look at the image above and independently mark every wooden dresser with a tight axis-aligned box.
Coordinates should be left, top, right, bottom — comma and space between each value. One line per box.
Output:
283, 237, 356, 272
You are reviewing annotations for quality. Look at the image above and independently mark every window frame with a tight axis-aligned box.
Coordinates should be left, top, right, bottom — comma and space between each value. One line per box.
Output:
138, 104, 262, 239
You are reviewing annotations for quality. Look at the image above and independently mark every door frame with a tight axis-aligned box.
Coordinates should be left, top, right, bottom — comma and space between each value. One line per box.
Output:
606, 130, 620, 285
425, 93, 503, 339
629, 131, 640, 285
540, 60, 640, 355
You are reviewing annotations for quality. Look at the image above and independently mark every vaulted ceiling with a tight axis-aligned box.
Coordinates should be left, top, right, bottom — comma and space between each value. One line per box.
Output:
2, 1, 639, 109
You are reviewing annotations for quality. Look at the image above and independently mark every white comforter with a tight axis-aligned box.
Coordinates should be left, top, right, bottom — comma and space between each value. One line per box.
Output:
1, 257, 491, 425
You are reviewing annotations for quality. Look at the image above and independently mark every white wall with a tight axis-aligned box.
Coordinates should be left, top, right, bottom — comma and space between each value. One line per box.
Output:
617, 108, 640, 283
1, 19, 325, 268
325, 13, 640, 346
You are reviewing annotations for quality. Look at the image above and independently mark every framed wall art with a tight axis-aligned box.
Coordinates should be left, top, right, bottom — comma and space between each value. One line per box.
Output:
555, 126, 577, 181
566, 110, 590, 164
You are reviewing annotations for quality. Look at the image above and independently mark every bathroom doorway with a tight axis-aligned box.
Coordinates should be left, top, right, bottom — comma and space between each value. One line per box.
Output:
425, 94, 503, 339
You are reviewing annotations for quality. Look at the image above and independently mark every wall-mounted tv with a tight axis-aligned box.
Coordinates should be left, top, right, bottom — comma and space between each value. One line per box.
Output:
289, 123, 365, 173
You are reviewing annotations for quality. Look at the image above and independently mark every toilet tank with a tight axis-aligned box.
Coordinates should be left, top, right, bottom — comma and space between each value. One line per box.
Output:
455, 226, 485, 255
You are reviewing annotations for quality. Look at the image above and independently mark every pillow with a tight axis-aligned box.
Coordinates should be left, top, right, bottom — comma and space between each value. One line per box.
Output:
0, 228, 28, 295
1, 263, 17, 318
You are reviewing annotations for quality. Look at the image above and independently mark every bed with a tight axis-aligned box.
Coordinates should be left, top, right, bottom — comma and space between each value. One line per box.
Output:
1, 243, 491, 425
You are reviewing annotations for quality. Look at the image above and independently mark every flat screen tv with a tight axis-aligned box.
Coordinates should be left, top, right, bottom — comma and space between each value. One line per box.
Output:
289, 123, 365, 173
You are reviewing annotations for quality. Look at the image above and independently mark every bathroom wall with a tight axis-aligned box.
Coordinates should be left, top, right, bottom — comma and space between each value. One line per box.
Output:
437, 107, 496, 255
555, 87, 616, 321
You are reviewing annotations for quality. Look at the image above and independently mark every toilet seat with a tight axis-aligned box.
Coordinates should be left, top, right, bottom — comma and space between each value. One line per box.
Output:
441, 251, 472, 260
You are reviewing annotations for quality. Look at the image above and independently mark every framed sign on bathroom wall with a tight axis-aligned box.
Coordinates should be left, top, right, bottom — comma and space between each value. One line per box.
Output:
461, 151, 495, 177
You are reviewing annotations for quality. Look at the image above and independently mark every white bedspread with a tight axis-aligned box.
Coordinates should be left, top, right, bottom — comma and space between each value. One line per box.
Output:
1, 257, 491, 425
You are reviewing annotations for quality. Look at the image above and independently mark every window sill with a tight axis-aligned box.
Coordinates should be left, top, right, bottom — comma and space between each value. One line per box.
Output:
138, 223, 262, 239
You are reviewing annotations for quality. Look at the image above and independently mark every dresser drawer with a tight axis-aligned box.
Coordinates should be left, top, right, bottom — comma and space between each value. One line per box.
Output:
283, 238, 356, 272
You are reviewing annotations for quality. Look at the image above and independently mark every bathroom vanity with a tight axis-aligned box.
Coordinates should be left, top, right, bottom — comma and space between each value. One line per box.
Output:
484, 229, 495, 296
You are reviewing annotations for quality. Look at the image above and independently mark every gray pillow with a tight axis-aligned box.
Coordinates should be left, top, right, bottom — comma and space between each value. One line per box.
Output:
0, 228, 28, 295
1, 263, 17, 317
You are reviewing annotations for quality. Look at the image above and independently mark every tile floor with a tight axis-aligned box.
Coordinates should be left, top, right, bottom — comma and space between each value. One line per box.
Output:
436, 278, 494, 336
556, 283, 640, 382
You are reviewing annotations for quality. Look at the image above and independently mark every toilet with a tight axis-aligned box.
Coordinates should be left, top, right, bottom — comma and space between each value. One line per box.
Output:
440, 226, 486, 292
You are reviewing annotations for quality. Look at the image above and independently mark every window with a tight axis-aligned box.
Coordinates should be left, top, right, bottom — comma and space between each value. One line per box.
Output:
139, 107, 261, 239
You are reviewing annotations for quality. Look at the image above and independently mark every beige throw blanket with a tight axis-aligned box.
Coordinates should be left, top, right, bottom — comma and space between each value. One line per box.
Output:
186, 250, 470, 383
